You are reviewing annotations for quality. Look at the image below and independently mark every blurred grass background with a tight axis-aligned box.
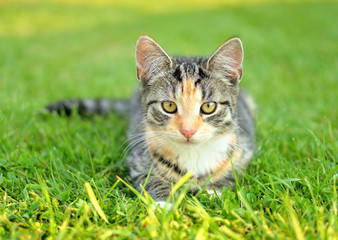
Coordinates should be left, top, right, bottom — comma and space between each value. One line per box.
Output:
0, 0, 337, 239
0, 0, 336, 131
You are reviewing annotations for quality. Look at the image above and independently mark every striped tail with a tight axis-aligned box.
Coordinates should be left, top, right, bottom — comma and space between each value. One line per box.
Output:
43, 98, 130, 116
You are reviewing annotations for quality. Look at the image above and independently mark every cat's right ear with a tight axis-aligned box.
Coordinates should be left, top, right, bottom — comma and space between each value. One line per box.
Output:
136, 36, 172, 82
207, 37, 244, 85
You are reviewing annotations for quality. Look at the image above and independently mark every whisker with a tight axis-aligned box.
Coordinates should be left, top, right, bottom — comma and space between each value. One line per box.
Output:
232, 122, 257, 144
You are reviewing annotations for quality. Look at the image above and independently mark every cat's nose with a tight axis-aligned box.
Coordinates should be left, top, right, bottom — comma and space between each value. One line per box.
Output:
180, 129, 197, 140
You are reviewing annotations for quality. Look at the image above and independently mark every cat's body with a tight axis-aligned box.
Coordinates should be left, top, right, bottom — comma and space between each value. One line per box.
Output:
127, 56, 255, 201
45, 36, 255, 204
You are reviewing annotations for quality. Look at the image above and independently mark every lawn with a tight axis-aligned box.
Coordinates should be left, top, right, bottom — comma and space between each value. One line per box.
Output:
0, 0, 337, 239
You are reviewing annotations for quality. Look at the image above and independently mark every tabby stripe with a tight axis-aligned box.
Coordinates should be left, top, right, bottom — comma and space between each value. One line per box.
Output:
220, 100, 233, 115
148, 181, 163, 190
147, 100, 158, 107
150, 108, 170, 124
173, 67, 182, 81
224, 175, 236, 184
154, 153, 186, 176
134, 174, 147, 184
202, 88, 207, 99
224, 121, 232, 127
194, 79, 202, 86
206, 110, 226, 122
146, 100, 158, 112
157, 186, 171, 194
220, 101, 230, 106
198, 67, 208, 79
206, 90, 213, 99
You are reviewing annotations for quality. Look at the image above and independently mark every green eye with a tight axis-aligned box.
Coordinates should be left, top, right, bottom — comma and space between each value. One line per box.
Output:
162, 101, 177, 113
201, 102, 217, 114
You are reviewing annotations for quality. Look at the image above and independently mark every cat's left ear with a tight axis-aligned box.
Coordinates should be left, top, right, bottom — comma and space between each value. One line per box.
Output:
207, 37, 243, 84
136, 36, 172, 82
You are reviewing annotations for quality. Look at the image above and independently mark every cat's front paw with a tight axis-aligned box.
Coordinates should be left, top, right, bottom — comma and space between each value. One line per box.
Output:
207, 189, 222, 198
153, 201, 172, 210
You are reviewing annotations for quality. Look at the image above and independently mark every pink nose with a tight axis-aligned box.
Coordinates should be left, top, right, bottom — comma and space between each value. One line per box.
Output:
180, 129, 197, 140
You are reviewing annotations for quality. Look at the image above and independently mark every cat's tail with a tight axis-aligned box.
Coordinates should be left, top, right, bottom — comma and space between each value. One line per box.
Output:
42, 98, 130, 116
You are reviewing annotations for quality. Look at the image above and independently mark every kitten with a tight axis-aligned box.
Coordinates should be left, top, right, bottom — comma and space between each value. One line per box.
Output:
45, 36, 255, 206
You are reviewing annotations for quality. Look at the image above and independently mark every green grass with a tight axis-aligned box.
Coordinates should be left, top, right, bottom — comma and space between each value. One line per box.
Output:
0, 0, 337, 239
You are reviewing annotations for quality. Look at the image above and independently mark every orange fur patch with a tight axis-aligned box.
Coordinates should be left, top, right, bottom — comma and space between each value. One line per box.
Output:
210, 148, 242, 181
209, 134, 241, 180
181, 78, 196, 97
168, 77, 203, 133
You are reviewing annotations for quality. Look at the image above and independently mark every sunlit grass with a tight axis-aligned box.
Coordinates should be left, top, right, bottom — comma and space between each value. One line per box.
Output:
0, 0, 337, 239
0, 0, 328, 37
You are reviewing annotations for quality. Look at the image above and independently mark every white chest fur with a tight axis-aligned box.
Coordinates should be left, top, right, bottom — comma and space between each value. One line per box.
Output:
175, 134, 231, 176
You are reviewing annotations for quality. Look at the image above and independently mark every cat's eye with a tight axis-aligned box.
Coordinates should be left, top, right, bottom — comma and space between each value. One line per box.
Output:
201, 102, 217, 114
162, 101, 177, 113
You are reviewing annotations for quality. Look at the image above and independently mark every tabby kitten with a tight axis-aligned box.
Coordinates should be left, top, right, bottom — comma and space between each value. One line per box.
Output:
46, 36, 255, 207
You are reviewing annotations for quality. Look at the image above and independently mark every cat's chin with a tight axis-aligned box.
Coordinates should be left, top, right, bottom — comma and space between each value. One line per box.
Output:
182, 141, 195, 146
167, 135, 211, 146
173, 138, 202, 146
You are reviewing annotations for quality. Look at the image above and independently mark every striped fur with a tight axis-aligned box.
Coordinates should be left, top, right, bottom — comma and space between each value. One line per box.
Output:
44, 98, 130, 116
44, 36, 255, 203
128, 36, 255, 201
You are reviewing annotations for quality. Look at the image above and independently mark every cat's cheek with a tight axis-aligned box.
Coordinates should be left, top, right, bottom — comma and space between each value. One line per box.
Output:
194, 123, 216, 139
166, 118, 184, 141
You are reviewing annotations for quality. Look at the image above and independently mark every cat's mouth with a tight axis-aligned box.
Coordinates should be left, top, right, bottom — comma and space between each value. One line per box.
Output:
174, 138, 199, 145
166, 132, 208, 146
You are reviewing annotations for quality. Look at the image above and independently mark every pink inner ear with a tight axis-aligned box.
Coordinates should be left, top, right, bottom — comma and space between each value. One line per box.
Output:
136, 40, 152, 80
230, 47, 243, 69
238, 68, 242, 78
228, 68, 242, 84
135, 36, 172, 82
207, 37, 243, 83
136, 66, 142, 80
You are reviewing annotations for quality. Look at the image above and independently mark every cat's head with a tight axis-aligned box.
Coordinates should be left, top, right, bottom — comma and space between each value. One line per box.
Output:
136, 36, 243, 146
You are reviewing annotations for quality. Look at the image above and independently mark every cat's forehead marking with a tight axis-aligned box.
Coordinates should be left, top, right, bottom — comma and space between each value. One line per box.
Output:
172, 60, 206, 85
181, 77, 197, 97
177, 77, 202, 116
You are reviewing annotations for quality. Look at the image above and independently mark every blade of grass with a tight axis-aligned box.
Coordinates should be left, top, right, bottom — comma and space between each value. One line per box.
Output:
284, 197, 305, 240
237, 190, 265, 235
84, 182, 109, 223
115, 175, 148, 204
